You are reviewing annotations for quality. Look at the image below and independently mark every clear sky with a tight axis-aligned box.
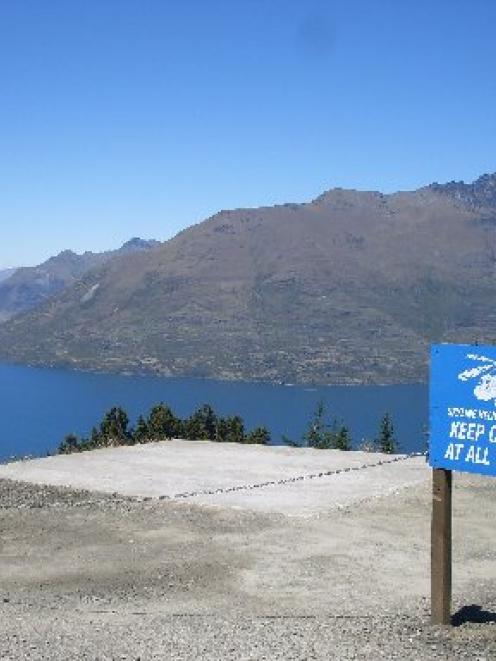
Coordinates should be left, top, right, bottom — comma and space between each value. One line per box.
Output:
1, 0, 496, 268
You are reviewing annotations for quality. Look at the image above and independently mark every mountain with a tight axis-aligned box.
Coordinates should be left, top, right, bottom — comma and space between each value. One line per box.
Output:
0, 174, 495, 384
0, 239, 159, 322
0, 268, 17, 284
119, 237, 160, 253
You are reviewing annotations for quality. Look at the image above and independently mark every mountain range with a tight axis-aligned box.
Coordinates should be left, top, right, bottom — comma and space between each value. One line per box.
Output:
0, 174, 495, 384
0, 238, 158, 322
0, 269, 17, 285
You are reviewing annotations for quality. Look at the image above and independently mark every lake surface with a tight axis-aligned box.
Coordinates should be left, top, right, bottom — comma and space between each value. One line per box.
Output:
0, 362, 428, 461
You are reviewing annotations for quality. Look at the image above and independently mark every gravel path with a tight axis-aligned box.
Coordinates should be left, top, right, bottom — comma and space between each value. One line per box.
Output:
1, 474, 496, 659
2, 610, 496, 660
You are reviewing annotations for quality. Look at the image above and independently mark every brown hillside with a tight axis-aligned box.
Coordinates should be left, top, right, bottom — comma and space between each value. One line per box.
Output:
1, 177, 495, 384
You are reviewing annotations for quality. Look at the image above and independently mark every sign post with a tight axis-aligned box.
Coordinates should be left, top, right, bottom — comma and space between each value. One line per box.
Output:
431, 468, 452, 625
429, 343, 496, 625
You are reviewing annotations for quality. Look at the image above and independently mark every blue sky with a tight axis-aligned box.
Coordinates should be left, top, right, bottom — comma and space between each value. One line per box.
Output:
1, 0, 496, 268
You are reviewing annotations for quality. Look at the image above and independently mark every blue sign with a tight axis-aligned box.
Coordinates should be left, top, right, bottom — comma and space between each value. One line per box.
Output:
430, 343, 496, 476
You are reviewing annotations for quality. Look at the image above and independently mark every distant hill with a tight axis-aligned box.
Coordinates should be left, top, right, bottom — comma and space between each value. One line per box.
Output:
0, 175, 495, 384
0, 239, 159, 322
0, 268, 17, 285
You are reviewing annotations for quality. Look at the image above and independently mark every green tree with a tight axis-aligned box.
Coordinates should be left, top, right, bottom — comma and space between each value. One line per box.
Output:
304, 400, 337, 449
377, 413, 397, 454
58, 433, 81, 454
215, 415, 245, 443
246, 426, 271, 445
98, 406, 130, 446
87, 426, 101, 449
215, 416, 230, 442
133, 415, 150, 443
335, 425, 352, 451
304, 400, 326, 448
147, 403, 181, 440
184, 404, 218, 440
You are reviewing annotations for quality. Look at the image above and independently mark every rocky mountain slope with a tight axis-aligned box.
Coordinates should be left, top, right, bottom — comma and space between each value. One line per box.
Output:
0, 238, 158, 322
0, 175, 495, 384
0, 269, 17, 285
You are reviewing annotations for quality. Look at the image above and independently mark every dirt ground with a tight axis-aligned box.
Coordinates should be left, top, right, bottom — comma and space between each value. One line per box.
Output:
0, 450, 496, 659
0, 440, 429, 514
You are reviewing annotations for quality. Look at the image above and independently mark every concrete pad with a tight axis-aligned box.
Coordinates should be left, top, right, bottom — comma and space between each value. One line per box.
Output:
0, 440, 429, 515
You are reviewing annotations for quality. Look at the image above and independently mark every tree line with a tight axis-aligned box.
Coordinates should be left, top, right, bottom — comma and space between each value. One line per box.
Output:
286, 401, 398, 454
59, 403, 271, 454
58, 400, 398, 455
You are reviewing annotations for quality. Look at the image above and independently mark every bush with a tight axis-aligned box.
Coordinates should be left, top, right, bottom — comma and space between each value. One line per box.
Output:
59, 433, 82, 454
357, 438, 377, 453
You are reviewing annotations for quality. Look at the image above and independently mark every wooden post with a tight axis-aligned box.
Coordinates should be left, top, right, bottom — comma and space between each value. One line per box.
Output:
431, 468, 452, 625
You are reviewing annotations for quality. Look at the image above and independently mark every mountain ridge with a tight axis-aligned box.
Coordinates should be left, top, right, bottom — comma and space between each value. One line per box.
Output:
0, 238, 159, 322
0, 268, 17, 285
0, 174, 495, 384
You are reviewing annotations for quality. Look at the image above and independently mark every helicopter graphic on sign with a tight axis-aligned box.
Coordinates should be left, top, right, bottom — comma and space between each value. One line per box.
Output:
458, 353, 496, 404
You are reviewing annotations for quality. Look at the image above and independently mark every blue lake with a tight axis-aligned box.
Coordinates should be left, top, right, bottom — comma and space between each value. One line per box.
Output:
0, 362, 428, 461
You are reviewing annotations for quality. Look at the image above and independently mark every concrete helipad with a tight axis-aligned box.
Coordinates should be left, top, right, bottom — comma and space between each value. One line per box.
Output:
0, 440, 429, 515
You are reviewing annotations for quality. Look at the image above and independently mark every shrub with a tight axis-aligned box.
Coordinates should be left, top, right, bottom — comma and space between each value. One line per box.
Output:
59, 433, 82, 454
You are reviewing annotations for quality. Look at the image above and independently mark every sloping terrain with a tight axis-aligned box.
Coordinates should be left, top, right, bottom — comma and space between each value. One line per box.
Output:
0, 237, 159, 322
0, 467, 495, 658
0, 268, 16, 284
0, 441, 428, 514
0, 175, 495, 383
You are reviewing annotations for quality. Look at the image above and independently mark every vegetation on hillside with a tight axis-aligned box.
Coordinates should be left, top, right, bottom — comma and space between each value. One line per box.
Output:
59, 400, 399, 455
376, 412, 398, 454
58, 403, 271, 454
283, 400, 352, 450
5, 175, 496, 385
284, 401, 398, 454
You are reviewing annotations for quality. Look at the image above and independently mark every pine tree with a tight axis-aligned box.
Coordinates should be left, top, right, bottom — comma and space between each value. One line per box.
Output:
304, 400, 337, 449
184, 404, 217, 440
304, 400, 327, 448
147, 403, 181, 440
216, 415, 245, 443
99, 406, 130, 446
246, 426, 271, 445
377, 413, 397, 454
215, 417, 230, 442
89, 426, 101, 448
133, 415, 150, 443
335, 425, 352, 451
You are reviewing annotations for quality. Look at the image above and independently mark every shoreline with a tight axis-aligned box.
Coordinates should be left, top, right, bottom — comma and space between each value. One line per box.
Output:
0, 357, 428, 388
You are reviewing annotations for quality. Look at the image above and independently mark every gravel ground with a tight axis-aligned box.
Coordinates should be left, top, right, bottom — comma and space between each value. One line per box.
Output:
0, 441, 429, 514
1, 475, 496, 659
